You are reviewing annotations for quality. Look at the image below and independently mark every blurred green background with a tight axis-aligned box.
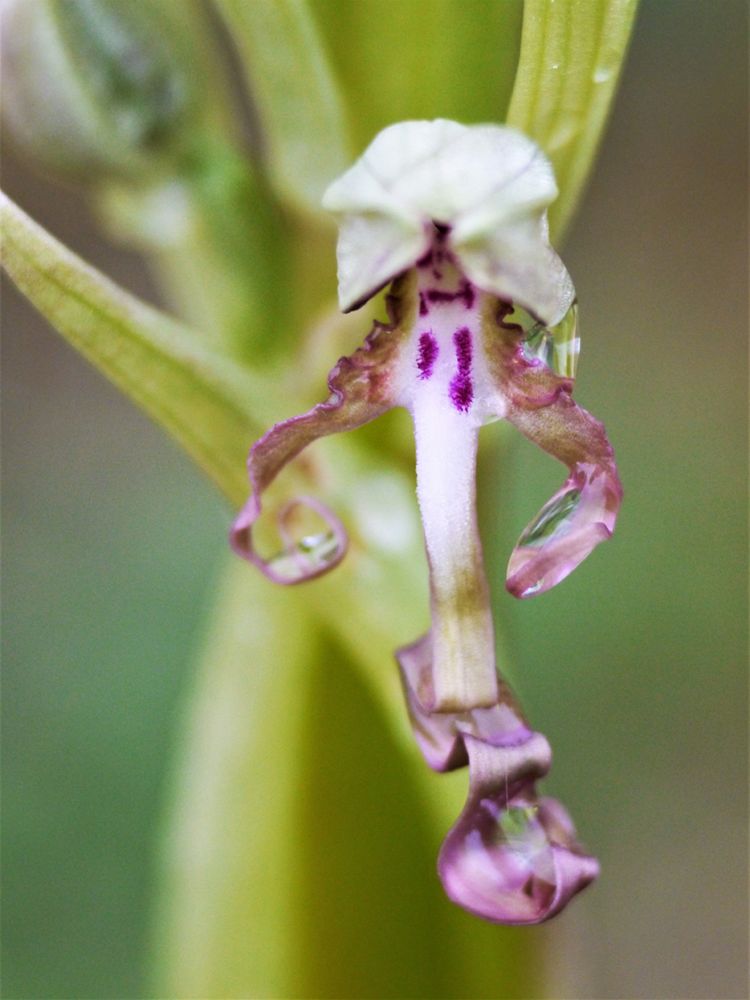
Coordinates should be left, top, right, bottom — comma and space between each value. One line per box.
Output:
2, 1, 747, 998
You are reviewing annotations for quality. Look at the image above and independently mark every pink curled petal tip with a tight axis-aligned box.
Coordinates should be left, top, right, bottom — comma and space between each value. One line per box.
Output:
229, 290, 412, 583
506, 462, 621, 598
437, 736, 599, 925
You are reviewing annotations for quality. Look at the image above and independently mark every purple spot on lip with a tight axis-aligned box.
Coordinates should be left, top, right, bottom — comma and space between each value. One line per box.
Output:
419, 292, 429, 316
454, 327, 472, 373
450, 327, 474, 411
417, 248, 434, 269
417, 332, 439, 380
450, 375, 473, 411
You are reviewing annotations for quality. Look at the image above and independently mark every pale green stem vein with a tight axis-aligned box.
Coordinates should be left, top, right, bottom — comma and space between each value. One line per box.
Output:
508, 0, 639, 240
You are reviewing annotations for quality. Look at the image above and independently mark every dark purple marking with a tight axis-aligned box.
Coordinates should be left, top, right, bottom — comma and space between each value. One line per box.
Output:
419, 292, 429, 317
427, 288, 458, 304
417, 332, 439, 380
449, 327, 474, 411
416, 248, 434, 269
453, 327, 472, 372
425, 281, 475, 310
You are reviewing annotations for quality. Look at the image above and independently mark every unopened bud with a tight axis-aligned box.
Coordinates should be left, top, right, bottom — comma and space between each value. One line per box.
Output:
1, 0, 223, 182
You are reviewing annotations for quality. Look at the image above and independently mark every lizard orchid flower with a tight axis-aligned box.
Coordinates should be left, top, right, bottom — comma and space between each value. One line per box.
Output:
231, 120, 621, 924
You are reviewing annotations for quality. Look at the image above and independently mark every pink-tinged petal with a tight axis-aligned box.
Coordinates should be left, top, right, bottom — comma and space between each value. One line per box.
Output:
438, 734, 599, 925
230, 279, 415, 582
231, 493, 348, 585
484, 303, 622, 598
505, 393, 622, 598
399, 652, 598, 924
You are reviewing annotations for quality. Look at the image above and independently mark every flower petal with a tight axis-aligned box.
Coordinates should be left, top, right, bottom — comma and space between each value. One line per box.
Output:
399, 650, 599, 924
455, 213, 575, 327
438, 734, 600, 925
230, 280, 414, 582
322, 120, 573, 323
411, 390, 499, 710
397, 632, 531, 772
332, 212, 428, 314
484, 302, 622, 598
505, 391, 622, 598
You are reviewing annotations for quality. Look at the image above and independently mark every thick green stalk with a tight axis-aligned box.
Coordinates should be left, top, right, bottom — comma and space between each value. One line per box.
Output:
153, 562, 314, 998
155, 557, 539, 999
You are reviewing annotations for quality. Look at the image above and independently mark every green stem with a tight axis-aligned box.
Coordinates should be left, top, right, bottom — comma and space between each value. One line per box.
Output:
98, 137, 295, 364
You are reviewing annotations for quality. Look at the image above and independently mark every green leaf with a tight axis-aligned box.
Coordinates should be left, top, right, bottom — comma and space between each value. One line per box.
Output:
507, 0, 639, 240
215, 0, 352, 215
0, 190, 271, 505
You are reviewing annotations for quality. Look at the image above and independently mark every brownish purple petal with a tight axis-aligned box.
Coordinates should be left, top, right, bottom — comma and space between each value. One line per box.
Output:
230, 283, 413, 582
484, 302, 622, 598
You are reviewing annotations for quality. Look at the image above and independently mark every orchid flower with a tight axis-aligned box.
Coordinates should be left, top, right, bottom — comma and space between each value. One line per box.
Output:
231, 120, 622, 925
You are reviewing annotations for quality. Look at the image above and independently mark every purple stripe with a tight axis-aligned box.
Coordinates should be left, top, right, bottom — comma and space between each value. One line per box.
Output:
454, 327, 472, 373
417, 332, 439, 380
449, 327, 474, 411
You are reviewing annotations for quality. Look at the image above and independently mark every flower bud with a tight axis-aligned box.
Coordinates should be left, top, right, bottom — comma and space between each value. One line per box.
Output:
1, 0, 224, 182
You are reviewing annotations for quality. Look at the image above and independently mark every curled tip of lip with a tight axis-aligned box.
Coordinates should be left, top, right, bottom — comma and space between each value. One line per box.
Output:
398, 638, 599, 924
438, 738, 599, 925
